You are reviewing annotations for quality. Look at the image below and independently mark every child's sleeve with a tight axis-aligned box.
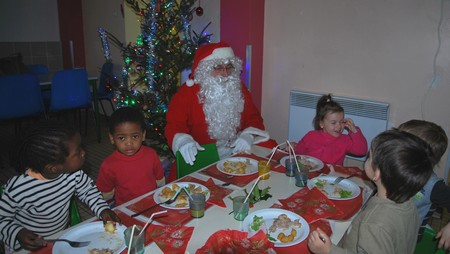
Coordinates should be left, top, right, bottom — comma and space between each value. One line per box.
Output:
347, 127, 368, 156
74, 171, 110, 218
0, 188, 24, 250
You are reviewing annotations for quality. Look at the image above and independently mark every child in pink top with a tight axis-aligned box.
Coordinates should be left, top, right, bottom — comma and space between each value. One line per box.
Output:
295, 94, 368, 165
96, 107, 165, 206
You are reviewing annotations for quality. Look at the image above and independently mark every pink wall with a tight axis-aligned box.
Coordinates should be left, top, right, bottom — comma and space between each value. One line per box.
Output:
220, 0, 265, 111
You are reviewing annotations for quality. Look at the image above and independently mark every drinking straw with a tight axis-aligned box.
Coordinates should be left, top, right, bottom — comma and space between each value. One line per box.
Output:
127, 225, 137, 254
286, 141, 301, 172
183, 187, 193, 200
266, 141, 287, 166
243, 171, 271, 204
139, 210, 168, 236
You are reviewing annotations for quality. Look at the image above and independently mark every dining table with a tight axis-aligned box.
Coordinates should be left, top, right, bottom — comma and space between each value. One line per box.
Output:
40, 75, 101, 143
25, 145, 375, 254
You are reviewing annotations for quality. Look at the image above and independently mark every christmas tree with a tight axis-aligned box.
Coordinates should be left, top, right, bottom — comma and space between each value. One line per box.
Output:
99, 0, 211, 157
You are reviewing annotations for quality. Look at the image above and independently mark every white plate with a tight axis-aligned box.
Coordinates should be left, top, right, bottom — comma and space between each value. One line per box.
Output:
307, 175, 361, 200
216, 157, 258, 176
153, 182, 210, 209
242, 208, 310, 247
280, 155, 324, 172
53, 221, 126, 254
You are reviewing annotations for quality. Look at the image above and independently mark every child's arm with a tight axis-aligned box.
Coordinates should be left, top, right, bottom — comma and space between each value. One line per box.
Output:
156, 176, 166, 187
308, 228, 331, 254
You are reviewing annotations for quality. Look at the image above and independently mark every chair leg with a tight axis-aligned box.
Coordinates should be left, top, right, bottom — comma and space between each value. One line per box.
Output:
99, 100, 108, 121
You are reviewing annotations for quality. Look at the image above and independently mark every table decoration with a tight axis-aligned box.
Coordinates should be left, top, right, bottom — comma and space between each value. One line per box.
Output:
275, 187, 344, 223
196, 229, 275, 253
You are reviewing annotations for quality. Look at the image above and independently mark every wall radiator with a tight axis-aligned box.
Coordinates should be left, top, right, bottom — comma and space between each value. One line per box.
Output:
288, 90, 390, 161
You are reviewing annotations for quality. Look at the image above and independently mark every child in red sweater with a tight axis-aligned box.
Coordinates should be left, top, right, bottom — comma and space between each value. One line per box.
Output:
295, 94, 368, 165
96, 107, 165, 206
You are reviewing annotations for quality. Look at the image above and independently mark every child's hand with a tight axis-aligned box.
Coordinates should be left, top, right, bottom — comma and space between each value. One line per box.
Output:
100, 208, 121, 225
17, 228, 46, 251
343, 118, 357, 133
308, 228, 331, 254
437, 222, 450, 250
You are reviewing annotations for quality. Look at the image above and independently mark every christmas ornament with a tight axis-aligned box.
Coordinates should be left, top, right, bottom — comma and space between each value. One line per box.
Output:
196, 0, 203, 16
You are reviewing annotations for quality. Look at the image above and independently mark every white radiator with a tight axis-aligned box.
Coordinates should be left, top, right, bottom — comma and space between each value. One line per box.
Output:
288, 90, 390, 161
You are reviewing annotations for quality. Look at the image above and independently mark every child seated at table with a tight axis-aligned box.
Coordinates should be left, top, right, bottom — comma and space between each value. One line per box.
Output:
398, 119, 450, 247
308, 129, 434, 254
96, 107, 165, 206
294, 94, 368, 165
0, 121, 120, 252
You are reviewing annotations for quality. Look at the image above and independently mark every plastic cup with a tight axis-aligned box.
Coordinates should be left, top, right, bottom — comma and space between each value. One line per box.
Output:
124, 225, 145, 254
189, 193, 206, 218
258, 160, 271, 180
232, 196, 249, 221
285, 159, 297, 177
294, 167, 309, 187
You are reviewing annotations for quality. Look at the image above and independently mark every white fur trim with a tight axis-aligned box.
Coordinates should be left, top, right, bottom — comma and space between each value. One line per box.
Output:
241, 127, 270, 144
186, 79, 194, 87
172, 133, 195, 153
202, 47, 234, 61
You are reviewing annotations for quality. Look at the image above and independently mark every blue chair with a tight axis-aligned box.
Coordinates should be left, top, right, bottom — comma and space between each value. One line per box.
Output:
27, 64, 49, 76
49, 69, 93, 135
97, 62, 115, 120
0, 74, 46, 132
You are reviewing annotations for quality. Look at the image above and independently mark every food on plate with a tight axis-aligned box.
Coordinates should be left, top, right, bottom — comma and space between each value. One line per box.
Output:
268, 214, 302, 233
104, 221, 116, 234
250, 215, 264, 231
223, 159, 250, 174
277, 228, 297, 243
88, 248, 114, 254
158, 183, 208, 207
314, 179, 353, 198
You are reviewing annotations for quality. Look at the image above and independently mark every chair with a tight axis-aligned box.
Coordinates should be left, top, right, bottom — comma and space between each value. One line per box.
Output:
97, 62, 115, 120
176, 143, 220, 179
0, 74, 46, 133
49, 69, 93, 135
414, 227, 445, 254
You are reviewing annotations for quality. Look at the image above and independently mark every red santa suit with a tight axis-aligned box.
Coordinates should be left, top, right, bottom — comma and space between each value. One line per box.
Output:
165, 42, 277, 182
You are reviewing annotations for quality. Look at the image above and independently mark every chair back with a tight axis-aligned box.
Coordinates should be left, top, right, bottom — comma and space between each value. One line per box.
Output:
0, 74, 45, 120
414, 227, 445, 254
50, 69, 92, 112
98, 62, 114, 98
27, 64, 49, 75
176, 143, 220, 179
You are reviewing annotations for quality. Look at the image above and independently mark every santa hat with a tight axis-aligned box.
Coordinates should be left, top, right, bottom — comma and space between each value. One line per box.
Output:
186, 42, 235, 87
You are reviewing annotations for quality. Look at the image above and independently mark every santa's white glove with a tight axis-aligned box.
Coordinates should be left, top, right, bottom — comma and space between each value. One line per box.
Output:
231, 133, 254, 154
179, 141, 204, 165
172, 133, 205, 165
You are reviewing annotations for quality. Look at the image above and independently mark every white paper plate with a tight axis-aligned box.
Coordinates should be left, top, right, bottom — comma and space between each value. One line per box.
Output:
307, 175, 361, 200
280, 155, 324, 172
53, 221, 126, 254
242, 208, 310, 247
154, 182, 210, 209
216, 157, 258, 176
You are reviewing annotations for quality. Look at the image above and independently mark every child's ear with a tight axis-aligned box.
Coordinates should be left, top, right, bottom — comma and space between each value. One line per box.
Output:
142, 130, 146, 141
109, 133, 115, 144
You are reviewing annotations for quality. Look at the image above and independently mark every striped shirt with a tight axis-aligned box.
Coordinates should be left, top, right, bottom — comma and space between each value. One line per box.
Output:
0, 170, 109, 250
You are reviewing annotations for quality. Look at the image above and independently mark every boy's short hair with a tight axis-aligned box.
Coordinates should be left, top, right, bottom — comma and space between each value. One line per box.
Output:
109, 107, 147, 134
397, 119, 448, 166
370, 129, 433, 203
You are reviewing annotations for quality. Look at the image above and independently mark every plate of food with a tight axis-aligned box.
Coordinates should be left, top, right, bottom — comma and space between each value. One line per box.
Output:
307, 175, 361, 200
280, 155, 324, 172
242, 208, 310, 247
53, 221, 126, 254
154, 182, 210, 209
216, 157, 258, 176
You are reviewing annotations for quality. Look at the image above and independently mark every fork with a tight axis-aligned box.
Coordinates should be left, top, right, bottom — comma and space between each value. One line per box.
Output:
332, 172, 361, 185
39, 238, 90, 248
131, 188, 183, 217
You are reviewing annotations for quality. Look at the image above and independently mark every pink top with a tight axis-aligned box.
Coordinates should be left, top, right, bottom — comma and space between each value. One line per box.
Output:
96, 146, 164, 205
294, 128, 368, 165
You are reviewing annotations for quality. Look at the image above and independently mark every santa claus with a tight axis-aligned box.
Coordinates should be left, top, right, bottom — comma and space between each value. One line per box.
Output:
165, 42, 277, 181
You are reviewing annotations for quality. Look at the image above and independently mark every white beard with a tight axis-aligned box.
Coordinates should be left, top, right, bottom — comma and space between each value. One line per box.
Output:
195, 60, 244, 157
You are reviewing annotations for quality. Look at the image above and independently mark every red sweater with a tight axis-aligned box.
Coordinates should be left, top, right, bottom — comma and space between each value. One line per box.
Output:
295, 128, 368, 165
